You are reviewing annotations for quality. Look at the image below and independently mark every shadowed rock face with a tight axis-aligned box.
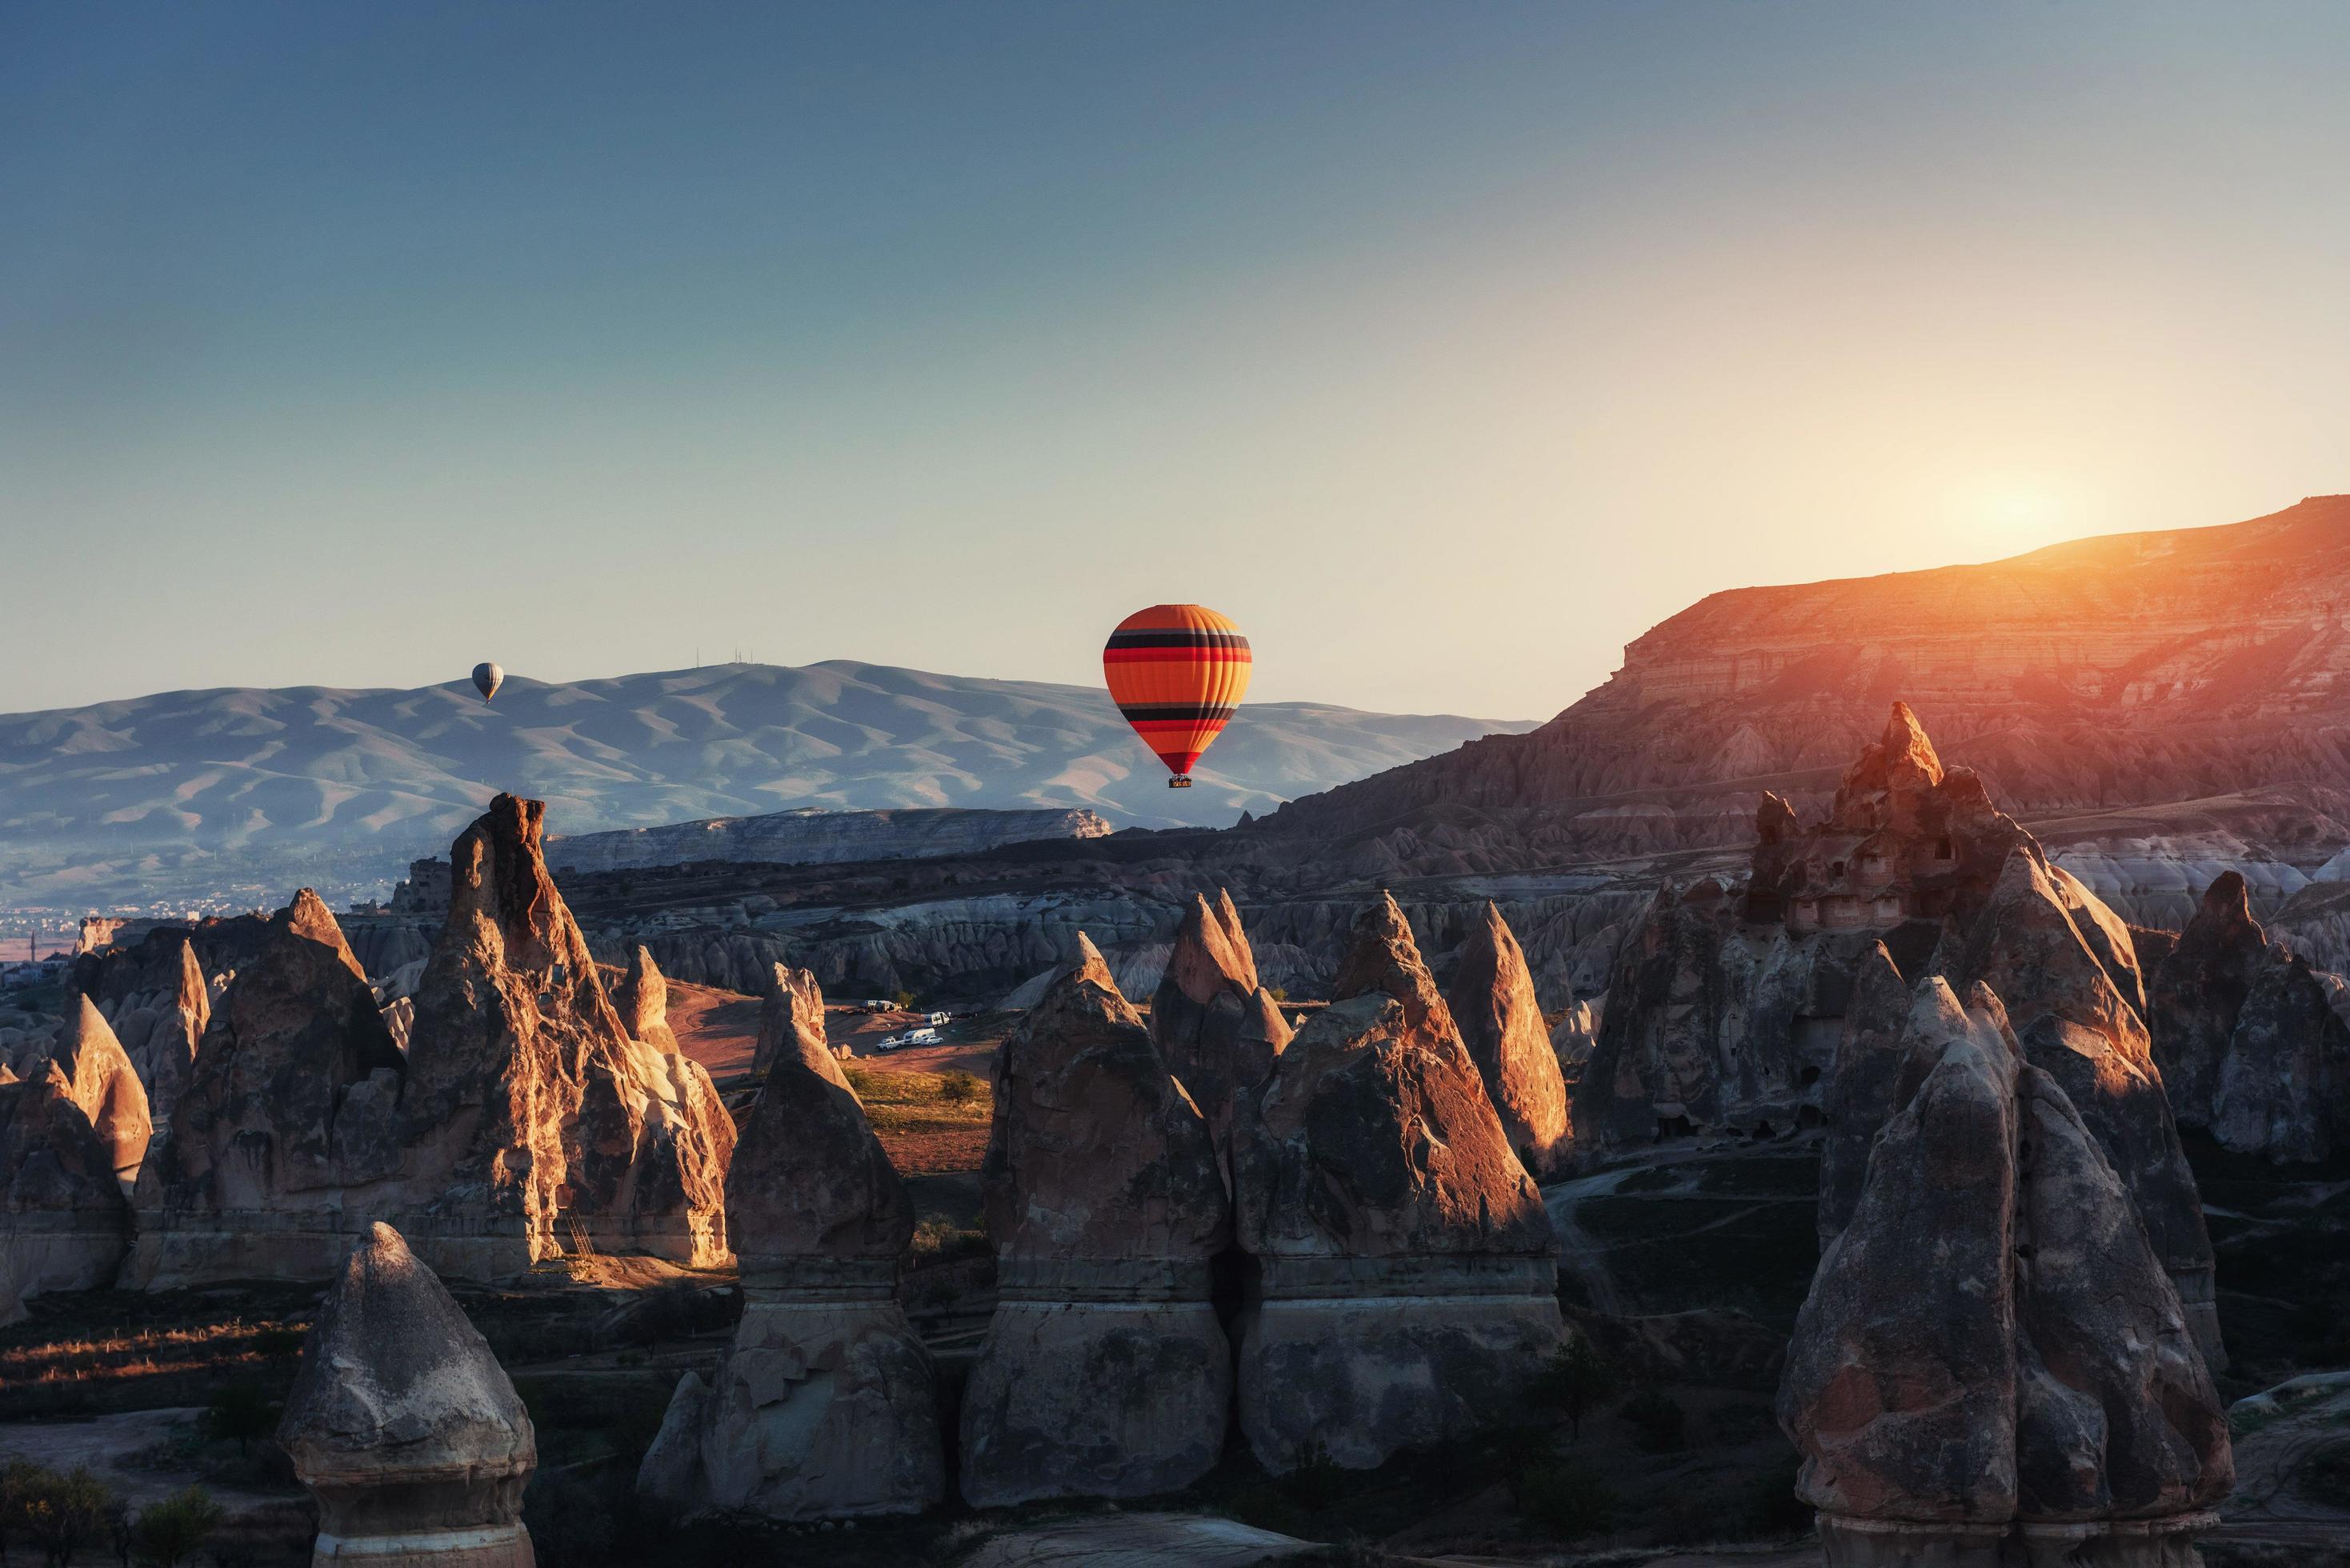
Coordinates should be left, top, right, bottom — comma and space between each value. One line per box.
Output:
751, 963, 828, 1077
613, 946, 679, 1053
2209, 951, 2350, 1163
962, 934, 1232, 1506
2148, 873, 2268, 1129
1447, 901, 1571, 1178
2146, 873, 2350, 1164
1147, 890, 1292, 1148
638, 995, 941, 1521
46, 994, 151, 1190
1233, 903, 1562, 1472
0, 1064, 130, 1326
1948, 848, 2221, 1369
1780, 976, 2229, 1566
128, 890, 410, 1287
278, 1222, 536, 1568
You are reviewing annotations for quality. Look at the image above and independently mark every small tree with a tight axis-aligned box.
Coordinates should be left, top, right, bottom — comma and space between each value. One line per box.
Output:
1620, 1387, 1688, 1453
892, 990, 915, 1010
134, 1486, 226, 1567
0, 1457, 50, 1564
202, 1381, 280, 1456
27, 1466, 116, 1566
937, 1069, 980, 1105
1528, 1337, 1615, 1442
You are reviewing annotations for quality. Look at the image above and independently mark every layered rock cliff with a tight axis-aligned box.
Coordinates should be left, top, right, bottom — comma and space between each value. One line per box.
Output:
1259, 495, 2350, 872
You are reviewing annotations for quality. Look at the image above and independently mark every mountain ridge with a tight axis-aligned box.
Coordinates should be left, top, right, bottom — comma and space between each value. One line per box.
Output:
0, 658, 1532, 909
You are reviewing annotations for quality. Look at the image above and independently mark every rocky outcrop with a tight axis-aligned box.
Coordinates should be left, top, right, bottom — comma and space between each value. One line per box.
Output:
639, 991, 941, 1519
962, 936, 1231, 1505
45, 995, 151, 1190
2148, 874, 2268, 1128
752, 963, 828, 1076
1779, 975, 2230, 1566
130, 890, 410, 1288
1447, 902, 1571, 1177
1815, 942, 1919, 1247
0, 1063, 131, 1326
1232, 899, 1563, 1472
74, 935, 207, 1122
1147, 890, 1291, 1146
2148, 873, 2350, 1162
613, 946, 679, 1054
278, 1222, 536, 1567
2210, 951, 2350, 1162
547, 805, 1114, 874
135, 800, 736, 1288
1948, 849, 2223, 1369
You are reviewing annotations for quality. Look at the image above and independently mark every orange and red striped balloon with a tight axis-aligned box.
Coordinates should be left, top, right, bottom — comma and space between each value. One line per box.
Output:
1102, 604, 1251, 787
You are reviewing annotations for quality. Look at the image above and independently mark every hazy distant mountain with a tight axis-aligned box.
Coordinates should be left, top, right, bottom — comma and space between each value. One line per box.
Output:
0, 660, 1532, 909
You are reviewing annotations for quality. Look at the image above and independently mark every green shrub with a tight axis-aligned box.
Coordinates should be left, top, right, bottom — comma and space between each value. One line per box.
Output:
133, 1486, 226, 1566
1281, 1441, 1350, 1511
937, 1069, 980, 1104
22, 1464, 117, 1566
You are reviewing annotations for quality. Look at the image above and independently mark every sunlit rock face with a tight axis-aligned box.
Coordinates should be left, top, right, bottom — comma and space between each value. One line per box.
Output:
611, 946, 679, 1054
751, 962, 828, 1075
0, 1062, 130, 1326
45, 994, 151, 1190
638, 1000, 941, 1520
1446, 900, 1571, 1178
1780, 975, 2230, 1568
278, 1223, 536, 1568
2147, 872, 2350, 1164
1147, 890, 1291, 1150
74, 934, 207, 1124
1232, 896, 1563, 1473
134, 799, 735, 1288
399, 795, 735, 1274
961, 936, 1232, 1506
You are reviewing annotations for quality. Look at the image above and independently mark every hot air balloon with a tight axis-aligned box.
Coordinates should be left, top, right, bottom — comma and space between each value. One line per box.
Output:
471, 662, 504, 702
1102, 605, 1250, 788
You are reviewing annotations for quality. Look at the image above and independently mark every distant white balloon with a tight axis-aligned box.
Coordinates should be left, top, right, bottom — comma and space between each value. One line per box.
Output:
471, 662, 504, 702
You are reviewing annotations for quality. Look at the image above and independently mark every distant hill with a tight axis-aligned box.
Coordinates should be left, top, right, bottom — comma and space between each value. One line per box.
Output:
0, 660, 1532, 909
1263, 495, 2350, 870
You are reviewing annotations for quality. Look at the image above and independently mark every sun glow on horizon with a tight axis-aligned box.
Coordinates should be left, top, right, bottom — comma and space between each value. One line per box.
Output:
1940, 477, 2108, 562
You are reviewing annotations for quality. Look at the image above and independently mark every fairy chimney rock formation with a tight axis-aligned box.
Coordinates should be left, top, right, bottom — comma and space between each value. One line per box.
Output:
47, 994, 151, 1190
1950, 848, 2222, 1368
401, 794, 734, 1274
638, 986, 942, 1519
962, 933, 1233, 1506
2148, 872, 2350, 1163
1147, 890, 1292, 1146
78, 934, 207, 1123
613, 946, 680, 1053
1446, 901, 1571, 1178
1231, 900, 1563, 1472
0, 1063, 132, 1326
136, 801, 735, 1289
279, 1223, 536, 1568
129, 890, 409, 1288
1779, 975, 2230, 1566
752, 962, 828, 1077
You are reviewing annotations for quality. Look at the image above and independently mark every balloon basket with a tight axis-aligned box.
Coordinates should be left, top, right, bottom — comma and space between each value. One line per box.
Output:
1167, 776, 1192, 789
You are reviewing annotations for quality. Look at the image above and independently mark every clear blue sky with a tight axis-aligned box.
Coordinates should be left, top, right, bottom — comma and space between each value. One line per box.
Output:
6, 2, 2348, 718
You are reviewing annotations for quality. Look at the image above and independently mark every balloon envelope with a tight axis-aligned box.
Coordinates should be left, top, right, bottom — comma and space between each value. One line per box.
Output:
471, 662, 504, 702
1101, 605, 1251, 779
